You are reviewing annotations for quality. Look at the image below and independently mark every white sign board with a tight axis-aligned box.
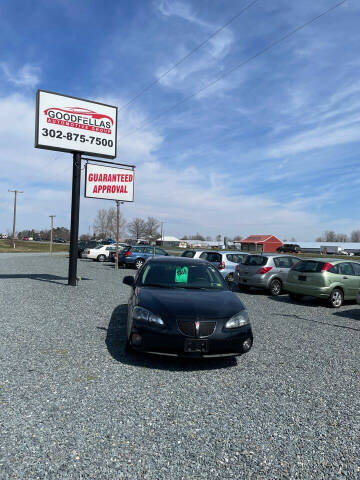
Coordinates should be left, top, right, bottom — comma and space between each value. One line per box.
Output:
35, 90, 117, 159
85, 163, 134, 202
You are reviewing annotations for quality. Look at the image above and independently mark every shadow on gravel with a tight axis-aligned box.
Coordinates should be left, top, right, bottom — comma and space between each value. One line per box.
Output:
0, 273, 91, 285
333, 309, 360, 322
104, 304, 238, 371
269, 294, 323, 307
271, 313, 360, 332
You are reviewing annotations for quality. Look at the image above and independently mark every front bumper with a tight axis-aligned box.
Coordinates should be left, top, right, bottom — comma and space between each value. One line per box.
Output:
129, 321, 253, 357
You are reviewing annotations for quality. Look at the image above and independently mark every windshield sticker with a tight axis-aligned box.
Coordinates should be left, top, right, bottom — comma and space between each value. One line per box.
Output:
175, 266, 189, 283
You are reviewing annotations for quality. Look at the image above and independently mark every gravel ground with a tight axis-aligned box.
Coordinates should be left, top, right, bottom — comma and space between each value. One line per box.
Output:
0, 255, 359, 479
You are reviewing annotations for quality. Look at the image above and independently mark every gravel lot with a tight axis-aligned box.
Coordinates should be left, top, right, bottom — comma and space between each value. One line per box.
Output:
0, 254, 359, 479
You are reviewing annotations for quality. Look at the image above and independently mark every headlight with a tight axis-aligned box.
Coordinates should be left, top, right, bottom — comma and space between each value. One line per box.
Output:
133, 306, 165, 327
225, 310, 249, 329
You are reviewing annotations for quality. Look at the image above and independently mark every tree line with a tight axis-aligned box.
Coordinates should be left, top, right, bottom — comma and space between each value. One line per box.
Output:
316, 230, 360, 242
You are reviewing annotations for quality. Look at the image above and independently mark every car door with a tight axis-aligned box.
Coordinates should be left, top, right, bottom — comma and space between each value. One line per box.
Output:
273, 256, 294, 282
338, 262, 357, 298
350, 262, 360, 297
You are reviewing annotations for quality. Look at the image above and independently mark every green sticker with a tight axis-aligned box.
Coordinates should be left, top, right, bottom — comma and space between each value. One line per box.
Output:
175, 266, 188, 283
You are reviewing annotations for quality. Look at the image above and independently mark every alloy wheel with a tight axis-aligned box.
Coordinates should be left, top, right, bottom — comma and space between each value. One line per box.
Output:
330, 289, 343, 308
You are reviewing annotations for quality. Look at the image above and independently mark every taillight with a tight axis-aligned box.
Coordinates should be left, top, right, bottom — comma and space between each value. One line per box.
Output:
235, 264, 239, 272
125, 251, 132, 257
218, 261, 225, 270
256, 266, 272, 274
321, 262, 333, 272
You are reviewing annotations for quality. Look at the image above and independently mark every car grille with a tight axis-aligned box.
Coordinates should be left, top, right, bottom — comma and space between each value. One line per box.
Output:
177, 320, 216, 338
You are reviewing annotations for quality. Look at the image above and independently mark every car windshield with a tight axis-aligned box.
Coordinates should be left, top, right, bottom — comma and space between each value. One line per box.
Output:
138, 262, 227, 290
243, 255, 268, 266
95, 245, 104, 249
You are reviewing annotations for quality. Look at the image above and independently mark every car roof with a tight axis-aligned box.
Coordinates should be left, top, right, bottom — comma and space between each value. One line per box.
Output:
147, 256, 209, 265
246, 253, 299, 257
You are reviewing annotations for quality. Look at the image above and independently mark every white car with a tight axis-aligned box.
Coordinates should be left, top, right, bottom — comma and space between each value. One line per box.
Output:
81, 244, 116, 262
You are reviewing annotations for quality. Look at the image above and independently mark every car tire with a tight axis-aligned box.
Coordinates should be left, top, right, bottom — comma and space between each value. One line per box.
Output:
97, 254, 106, 262
269, 278, 282, 296
135, 258, 144, 269
289, 292, 302, 302
329, 288, 344, 308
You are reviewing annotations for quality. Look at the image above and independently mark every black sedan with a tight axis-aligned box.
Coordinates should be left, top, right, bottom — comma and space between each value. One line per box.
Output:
123, 257, 253, 357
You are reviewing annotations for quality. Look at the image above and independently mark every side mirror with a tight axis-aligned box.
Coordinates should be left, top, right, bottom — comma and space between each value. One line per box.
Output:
123, 276, 135, 287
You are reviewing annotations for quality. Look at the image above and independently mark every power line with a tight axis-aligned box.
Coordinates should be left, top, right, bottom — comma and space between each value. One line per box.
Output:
118, 0, 347, 141
119, 0, 260, 111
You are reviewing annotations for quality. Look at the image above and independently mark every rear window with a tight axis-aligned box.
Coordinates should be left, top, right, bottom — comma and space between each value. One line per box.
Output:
244, 255, 268, 266
226, 254, 244, 263
292, 261, 324, 273
181, 251, 195, 258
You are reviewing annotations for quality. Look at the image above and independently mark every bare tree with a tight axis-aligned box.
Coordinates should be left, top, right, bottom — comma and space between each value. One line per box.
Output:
189, 233, 205, 241
93, 207, 125, 239
216, 234, 222, 242
205, 236, 212, 241
316, 236, 323, 242
335, 233, 348, 242
128, 217, 147, 240
145, 217, 160, 240
324, 230, 336, 242
350, 230, 360, 242
233, 235, 242, 241
93, 209, 109, 238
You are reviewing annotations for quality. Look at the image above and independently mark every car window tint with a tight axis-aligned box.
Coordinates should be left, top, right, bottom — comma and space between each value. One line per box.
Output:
351, 262, 360, 276
144, 247, 153, 254
274, 257, 292, 268
290, 257, 301, 266
226, 254, 243, 263
329, 264, 339, 274
199, 252, 208, 259
155, 248, 166, 255
182, 251, 195, 258
292, 261, 324, 272
244, 255, 268, 266
339, 263, 355, 276
206, 252, 221, 263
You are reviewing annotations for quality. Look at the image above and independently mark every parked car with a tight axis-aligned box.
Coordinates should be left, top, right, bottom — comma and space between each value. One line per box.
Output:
81, 244, 117, 262
285, 258, 360, 307
197, 251, 251, 282
235, 254, 301, 296
53, 238, 66, 243
22, 236, 29, 241
78, 240, 100, 258
276, 243, 301, 254
34, 237, 42, 242
108, 245, 132, 262
118, 245, 168, 269
122, 256, 253, 357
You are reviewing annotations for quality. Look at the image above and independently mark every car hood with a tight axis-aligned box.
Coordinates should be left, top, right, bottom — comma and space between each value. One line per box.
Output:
136, 287, 245, 320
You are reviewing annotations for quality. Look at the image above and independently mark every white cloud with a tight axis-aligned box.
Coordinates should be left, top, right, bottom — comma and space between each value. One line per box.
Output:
0, 63, 40, 88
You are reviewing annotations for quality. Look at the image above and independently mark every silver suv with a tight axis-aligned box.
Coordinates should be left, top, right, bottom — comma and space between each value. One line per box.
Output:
234, 254, 300, 295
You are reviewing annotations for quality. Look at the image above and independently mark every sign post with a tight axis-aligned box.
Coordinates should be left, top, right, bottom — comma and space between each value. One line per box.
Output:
35, 90, 118, 286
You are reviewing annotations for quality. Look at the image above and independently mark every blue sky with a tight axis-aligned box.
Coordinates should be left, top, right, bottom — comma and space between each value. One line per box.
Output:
0, 0, 360, 240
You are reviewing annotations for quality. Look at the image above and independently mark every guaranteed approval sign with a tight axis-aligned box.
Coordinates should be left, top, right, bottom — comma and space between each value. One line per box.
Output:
35, 90, 117, 159
85, 163, 134, 202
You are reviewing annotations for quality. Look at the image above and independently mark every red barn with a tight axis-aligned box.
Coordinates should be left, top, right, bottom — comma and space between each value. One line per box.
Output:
238, 235, 283, 253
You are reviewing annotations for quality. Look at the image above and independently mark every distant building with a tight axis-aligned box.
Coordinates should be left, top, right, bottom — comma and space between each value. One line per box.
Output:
156, 236, 181, 247
237, 235, 282, 253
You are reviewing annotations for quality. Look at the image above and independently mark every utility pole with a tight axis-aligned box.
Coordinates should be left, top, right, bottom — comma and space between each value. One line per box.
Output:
160, 222, 164, 246
8, 190, 23, 249
49, 215, 56, 256
115, 200, 124, 271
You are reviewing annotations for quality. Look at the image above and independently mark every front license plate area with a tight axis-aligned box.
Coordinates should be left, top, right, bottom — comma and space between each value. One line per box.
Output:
184, 339, 208, 353
298, 275, 306, 281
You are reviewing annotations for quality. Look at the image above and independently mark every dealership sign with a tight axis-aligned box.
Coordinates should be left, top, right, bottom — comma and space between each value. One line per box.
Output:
35, 90, 117, 159
85, 163, 134, 202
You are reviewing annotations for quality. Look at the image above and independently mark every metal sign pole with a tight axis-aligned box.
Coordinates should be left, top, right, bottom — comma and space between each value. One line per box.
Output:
115, 200, 120, 271
68, 152, 82, 286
